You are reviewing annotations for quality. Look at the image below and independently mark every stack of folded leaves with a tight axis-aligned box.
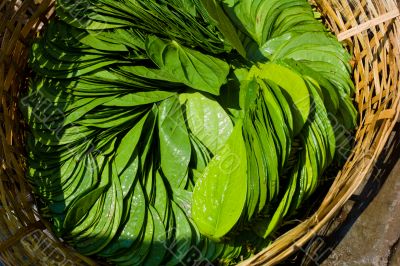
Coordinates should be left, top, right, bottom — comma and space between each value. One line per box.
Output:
21, 0, 357, 264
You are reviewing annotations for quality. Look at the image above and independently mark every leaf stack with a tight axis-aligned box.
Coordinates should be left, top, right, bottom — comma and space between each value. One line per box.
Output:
22, 0, 357, 264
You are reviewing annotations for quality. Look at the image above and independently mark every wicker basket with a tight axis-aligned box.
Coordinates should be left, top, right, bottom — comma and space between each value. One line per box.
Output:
1, 0, 399, 265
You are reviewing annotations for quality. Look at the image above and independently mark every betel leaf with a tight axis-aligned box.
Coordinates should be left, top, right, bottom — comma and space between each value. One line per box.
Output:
142, 206, 167, 266
179, 92, 233, 155
145, 35, 230, 95
114, 113, 149, 175
220, 0, 279, 45
192, 120, 247, 240
63, 185, 106, 232
99, 180, 146, 257
200, 0, 247, 57
164, 201, 194, 266
103, 91, 175, 107
158, 95, 191, 189
253, 162, 298, 238
250, 62, 310, 135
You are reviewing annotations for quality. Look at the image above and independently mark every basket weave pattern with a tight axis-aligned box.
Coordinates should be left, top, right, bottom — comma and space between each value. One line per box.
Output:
1, 0, 399, 265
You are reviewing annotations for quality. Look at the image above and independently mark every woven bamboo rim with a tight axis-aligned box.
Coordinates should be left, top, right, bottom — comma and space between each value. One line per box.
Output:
1, 0, 399, 265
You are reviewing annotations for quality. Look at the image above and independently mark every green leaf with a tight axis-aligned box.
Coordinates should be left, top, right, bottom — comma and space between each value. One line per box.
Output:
180, 92, 233, 155
250, 62, 310, 135
145, 36, 230, 95
200, 0, 246, 57
99, 180, 146, 257
254, 162, 298, 238
63, 185, 106, 231
158, 95, 191, 189
164, 202, 194, 266
192, 120, 247, 240
103, 91, 175, 107
114, 113, 148, 175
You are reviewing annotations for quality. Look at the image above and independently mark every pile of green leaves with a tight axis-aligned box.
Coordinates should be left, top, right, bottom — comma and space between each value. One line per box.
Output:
22, 0, 357, 264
